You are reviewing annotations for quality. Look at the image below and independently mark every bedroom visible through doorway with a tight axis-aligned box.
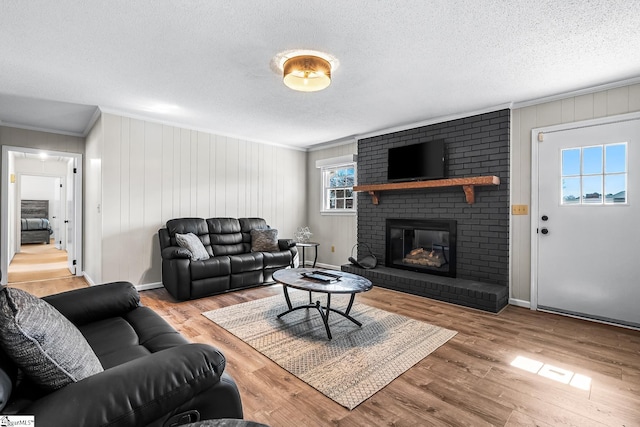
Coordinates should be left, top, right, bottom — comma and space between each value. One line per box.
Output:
1, 146, 83, 286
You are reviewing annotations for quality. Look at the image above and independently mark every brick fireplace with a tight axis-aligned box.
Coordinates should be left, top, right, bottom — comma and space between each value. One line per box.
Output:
342, 109, 510, 312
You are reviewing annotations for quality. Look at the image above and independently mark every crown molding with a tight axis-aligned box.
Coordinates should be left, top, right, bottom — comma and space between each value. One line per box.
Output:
97, 106, 308, 152
512, 76, 640, 109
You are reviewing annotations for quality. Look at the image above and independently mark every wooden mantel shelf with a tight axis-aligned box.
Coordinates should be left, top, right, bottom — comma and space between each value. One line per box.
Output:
353, 176, 500, 205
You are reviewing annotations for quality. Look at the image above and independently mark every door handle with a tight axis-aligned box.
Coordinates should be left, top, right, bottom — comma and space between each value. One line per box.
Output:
541, 228, 549, 235
541, 215, 548, 221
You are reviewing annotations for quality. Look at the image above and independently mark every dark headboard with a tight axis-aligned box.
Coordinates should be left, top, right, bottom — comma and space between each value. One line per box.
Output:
21, 200, 49, 219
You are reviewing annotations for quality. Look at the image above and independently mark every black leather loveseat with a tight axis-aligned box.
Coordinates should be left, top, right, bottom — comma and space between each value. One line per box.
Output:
159, 217, 297, 301
0, 282, 243, 426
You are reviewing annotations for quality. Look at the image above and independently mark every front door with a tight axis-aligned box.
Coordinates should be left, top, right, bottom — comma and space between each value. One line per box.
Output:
535, 116, 640, 328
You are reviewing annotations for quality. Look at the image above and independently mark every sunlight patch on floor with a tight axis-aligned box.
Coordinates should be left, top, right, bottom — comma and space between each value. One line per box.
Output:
510, 355, 592, 391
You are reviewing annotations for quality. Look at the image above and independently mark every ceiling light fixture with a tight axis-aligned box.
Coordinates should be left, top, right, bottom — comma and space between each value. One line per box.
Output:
283, 55, 331, 92
272, 50, 338, 93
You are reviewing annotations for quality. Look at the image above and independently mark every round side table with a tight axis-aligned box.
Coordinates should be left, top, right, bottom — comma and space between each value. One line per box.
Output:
295, 242, 320, 268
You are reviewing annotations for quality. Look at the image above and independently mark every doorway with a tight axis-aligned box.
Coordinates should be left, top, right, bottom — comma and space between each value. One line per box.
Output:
1, 146, 83, 285
531, 113, 640, 328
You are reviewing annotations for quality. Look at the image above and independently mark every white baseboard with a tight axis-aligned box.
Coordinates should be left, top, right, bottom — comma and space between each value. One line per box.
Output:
302, 261, 341, 271
81, 273, 162, 292
135, 282, 163, 291
509, 298, 531, 308
82, 272, 97, 287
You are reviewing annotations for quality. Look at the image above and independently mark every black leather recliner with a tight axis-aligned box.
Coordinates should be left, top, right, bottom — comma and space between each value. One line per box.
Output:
0, 281, 243, 426
159, 217, 297, 301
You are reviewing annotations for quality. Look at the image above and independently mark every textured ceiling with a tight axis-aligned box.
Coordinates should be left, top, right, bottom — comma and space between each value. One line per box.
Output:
1, 1, 639, 148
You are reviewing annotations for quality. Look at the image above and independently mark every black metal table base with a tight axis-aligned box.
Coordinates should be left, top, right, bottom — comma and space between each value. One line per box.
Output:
276, 286, 361, 340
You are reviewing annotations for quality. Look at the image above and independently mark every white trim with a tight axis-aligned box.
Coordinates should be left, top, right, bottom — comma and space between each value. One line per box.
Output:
83, 272, 97, 287
98, 107, 309, 152
529, 111, 640, 311
320, 210, 357, 216
315, 154, 357, 168
307, 138, 357, 152
82, 107, 102, 136
537, 307, 640, 331
509, 298, 531, 308
1, 146, 83, 285
135, 282, 163, 291
512, 76, 640, 110
319, 162, 357, 213
0, 122, 85, 138
303, 261, 341, 271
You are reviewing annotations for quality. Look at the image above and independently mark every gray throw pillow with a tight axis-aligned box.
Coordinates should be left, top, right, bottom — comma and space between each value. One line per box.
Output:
0, 287, 103, 391
251, 229, 279, 252
175, 232, 210, 261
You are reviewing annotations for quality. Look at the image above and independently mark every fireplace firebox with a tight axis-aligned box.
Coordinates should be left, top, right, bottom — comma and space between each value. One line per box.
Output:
386, 219, 457, 278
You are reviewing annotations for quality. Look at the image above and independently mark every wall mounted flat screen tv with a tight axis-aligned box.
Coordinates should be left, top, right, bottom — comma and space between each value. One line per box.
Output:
387, 140, 446, 182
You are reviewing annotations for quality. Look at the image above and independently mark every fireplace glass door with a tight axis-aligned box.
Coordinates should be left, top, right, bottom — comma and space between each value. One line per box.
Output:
386, 219, 457, 277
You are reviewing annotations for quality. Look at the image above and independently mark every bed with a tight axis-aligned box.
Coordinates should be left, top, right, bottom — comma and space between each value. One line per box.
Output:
21, 199, 52, 244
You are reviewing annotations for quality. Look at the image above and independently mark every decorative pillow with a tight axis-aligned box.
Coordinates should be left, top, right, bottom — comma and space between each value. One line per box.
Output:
251, 229, 279, 252
175, 232, 210, 261
0, 287, 103, 391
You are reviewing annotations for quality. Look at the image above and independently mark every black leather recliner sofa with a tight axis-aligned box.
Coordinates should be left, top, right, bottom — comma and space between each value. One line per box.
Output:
0, 281, 243, 426
159, 217, 297, 301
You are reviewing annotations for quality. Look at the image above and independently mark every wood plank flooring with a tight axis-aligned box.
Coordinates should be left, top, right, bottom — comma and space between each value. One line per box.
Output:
139, 284, 640, 427
7, 242, 73, 283
18, 277, 640, 426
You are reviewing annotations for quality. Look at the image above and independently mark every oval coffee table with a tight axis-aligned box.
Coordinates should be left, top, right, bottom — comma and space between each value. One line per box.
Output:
273, 268, 373, 339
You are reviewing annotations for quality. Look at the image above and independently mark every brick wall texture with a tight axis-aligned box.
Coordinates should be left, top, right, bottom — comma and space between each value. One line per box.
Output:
357, 109, 510, 286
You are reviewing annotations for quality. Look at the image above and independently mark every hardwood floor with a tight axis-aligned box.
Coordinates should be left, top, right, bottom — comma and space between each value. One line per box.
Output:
17, 277, 640, 426
138, 284, 640, 427
7, 242, 73, 283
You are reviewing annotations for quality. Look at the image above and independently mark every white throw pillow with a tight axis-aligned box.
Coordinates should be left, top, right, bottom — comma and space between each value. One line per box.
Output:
175, 232, 210, 261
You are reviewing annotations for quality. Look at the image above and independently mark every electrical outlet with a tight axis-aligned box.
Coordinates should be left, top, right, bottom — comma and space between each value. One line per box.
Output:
331, 245, 335, 252
512, 204, 528, 215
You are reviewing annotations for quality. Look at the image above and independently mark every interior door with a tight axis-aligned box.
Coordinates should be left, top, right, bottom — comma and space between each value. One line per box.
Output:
66, 159, 75, 274
53, 177, 62, 249
536, 117, 640, 328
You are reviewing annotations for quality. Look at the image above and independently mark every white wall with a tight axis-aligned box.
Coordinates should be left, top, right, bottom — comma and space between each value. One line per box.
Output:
84, 117, 103, 282
84, 113, 307, 285
510, 83, 640, 304
306, 142, 358, 268
20, 175, 58, 202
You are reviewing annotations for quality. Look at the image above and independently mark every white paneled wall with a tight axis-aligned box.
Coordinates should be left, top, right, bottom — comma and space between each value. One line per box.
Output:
84, 117, 103, 283
85, 113, 307, 285
510, 83, 640, 304
306, 142, 358, 268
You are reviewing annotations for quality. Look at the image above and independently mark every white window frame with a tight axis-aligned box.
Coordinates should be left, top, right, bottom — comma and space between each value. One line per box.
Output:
316, 154, 357, 216
560, 142, 628, 206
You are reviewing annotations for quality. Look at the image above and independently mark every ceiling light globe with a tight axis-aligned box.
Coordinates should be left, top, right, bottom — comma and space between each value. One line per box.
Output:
283, 55, 332, 92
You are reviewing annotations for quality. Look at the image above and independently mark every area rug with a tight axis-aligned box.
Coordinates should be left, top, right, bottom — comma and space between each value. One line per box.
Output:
202, 289, 457, 409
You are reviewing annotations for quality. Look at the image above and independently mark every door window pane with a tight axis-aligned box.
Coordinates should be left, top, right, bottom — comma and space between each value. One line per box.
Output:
582, 176, 602, 204
562, 177, 581, 204
605, 175, 626, 204
582, 146, 603, 175
605, 144, 626, 174
562, 149, 580, 176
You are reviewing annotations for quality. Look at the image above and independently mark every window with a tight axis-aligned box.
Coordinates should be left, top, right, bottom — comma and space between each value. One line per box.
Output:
315, 154, 357, 214
321, 164, 356, 213
561, 142, 627, 205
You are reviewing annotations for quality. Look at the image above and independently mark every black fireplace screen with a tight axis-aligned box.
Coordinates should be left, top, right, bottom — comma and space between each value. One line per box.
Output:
386, 219, 457, 278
